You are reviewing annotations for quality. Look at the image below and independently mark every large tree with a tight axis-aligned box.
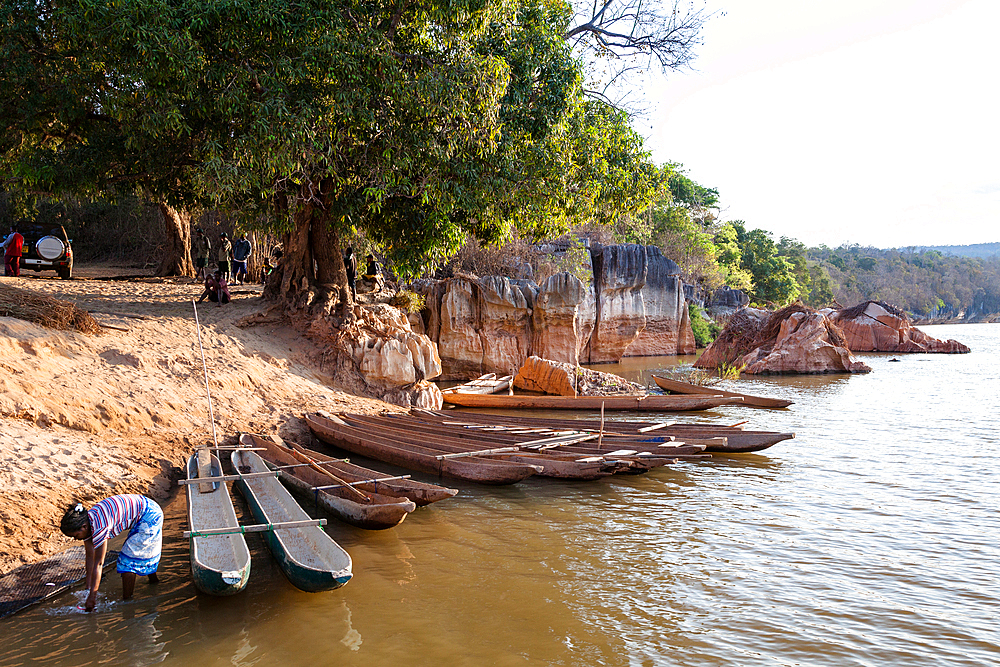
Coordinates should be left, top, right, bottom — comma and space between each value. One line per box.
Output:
2, 0, 659, 304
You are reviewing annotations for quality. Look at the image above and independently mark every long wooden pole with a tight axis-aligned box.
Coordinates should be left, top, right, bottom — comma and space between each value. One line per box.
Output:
192, 300, 218, 449
184, 518, 326, 538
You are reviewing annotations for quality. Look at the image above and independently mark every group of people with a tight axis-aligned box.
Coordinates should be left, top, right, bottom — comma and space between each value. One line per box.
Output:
194, 229, 255, 306
2, 224, 24, 277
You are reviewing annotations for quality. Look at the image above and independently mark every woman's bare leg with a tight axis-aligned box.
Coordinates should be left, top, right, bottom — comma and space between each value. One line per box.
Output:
121, 572, 137, 600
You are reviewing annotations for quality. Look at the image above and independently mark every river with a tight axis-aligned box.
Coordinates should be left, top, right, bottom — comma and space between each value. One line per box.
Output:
2, 323, 998, 666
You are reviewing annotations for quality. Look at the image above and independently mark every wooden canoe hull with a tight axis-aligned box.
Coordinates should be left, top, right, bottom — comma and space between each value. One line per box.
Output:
335, 413, 619, 481
283, 439, 458, 507
440, 392, 742, 411
652, 376, 793, 409
307, 414, 541, 485
442, 373, 513, 395
411, 409, 794, 453
185, 454, 251, 596
231, 449, 352, 592
241, 434, 416, 530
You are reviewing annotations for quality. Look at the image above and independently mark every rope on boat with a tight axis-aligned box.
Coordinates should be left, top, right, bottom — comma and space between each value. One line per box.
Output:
192, 300, 219, 449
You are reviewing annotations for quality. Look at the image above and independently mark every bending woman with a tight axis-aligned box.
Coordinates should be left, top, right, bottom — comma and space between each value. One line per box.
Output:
60, 495, 163, 611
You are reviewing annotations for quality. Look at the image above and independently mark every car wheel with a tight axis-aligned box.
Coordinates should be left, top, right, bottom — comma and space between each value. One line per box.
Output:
58, 267, 72, 280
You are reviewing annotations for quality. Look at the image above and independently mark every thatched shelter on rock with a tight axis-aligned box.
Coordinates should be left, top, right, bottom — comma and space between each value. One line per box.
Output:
828, 301, 970, 353
695, 305, 871, 374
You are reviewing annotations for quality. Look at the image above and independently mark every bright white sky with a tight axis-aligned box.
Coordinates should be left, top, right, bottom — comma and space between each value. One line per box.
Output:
644, 0, 999, 249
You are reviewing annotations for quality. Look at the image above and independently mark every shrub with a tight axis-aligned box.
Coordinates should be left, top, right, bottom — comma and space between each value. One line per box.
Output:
689, 303, 721, 348
389, 290, 426, 313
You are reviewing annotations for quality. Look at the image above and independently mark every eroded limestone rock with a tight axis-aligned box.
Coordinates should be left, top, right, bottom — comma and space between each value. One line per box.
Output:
829, 301, 970, 353
696, 306, 871, 374
586, 244, 648, 363
532, 272, 596, 365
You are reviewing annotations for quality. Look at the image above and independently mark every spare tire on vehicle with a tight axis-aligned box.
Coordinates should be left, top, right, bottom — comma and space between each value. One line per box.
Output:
35, 235, 66, 260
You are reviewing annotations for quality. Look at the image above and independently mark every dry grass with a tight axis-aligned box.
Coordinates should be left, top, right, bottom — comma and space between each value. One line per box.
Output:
837, 299, 909, 322
0, 284, 102, 334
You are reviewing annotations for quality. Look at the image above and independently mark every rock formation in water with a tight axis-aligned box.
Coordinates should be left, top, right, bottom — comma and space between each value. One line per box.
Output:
828, 301, 971, 353
410, 244, 698, 377
696, 305, 872, 374
585, 244, 649, 363
532, 272, 596, 365
622, 247, 696, 357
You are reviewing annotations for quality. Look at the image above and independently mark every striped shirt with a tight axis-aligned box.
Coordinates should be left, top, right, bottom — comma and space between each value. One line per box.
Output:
88, 495, 148, 549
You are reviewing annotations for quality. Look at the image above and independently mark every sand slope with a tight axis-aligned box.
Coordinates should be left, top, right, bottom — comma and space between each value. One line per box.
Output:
0, 269, 394, 573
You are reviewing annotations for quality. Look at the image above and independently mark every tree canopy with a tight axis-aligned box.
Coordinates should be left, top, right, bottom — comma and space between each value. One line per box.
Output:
1, 0, 667, 293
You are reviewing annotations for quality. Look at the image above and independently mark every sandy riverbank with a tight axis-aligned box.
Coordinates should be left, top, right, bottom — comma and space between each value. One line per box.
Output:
0, 265, 395, 574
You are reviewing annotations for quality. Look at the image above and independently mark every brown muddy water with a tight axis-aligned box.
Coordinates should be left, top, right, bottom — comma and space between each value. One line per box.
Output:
2, 323, 998, 666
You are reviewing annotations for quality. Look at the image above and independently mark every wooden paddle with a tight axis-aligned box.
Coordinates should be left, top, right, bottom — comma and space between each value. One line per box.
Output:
270, 435, 371, 503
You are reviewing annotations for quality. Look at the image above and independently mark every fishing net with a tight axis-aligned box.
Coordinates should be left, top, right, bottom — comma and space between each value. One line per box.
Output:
0, 284, 102, 334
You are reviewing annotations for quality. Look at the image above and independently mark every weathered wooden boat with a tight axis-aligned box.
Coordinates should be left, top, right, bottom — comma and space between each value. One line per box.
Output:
411, 409, 794, 453
240, 433, 418, 530
366, 413, 709, 465
442, 373, 513, 395
307, 413, 543, 485
185, 452, 252, 596
334, 413, 622, 480
244, 434, 457, 507
651, 375, 793, 409
230, 449, 352, 592
439, 392, 742, 411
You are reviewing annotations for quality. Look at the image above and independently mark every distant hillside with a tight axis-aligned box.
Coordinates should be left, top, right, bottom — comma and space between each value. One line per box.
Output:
902, 242, 1000, 258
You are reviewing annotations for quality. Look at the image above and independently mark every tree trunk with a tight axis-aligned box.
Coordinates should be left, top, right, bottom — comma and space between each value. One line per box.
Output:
311, 216, 351, 308
155, 204, 194, 277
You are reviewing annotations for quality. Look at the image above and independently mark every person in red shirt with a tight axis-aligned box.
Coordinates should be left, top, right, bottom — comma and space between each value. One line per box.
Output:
2, 225, 23, 277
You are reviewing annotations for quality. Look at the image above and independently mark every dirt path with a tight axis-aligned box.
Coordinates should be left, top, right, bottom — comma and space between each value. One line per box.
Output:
0, 265, 395, 573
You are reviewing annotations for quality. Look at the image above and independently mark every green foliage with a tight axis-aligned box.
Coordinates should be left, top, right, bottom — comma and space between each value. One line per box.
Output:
688, 303, 720, 348
2, 0, 661, 285
725, 221, 801, 306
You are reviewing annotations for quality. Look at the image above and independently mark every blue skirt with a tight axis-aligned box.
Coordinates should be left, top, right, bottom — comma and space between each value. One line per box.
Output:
116, 498, 163, 575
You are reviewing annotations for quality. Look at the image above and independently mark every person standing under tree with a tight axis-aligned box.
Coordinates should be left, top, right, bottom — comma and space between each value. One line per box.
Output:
2, 224, 24, 277
217, 232, 233, 282
231, 234, 253, 285
193, 229, 211, 282
343, 246, 357, 299
59, 495, 163, 611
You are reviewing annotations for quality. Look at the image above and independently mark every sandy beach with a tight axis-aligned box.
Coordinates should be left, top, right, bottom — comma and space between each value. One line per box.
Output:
0, 265, 394, 574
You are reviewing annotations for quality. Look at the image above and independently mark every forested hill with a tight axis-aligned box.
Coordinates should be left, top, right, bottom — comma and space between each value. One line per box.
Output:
904, 242, 1000, 259
804, 245, 1000, 320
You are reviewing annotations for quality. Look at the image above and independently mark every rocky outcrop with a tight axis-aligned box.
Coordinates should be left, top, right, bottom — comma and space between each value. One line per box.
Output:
532, 272, 596, 365
478, 276, 536, 376
513, 355, 577, 396
412, 244, 699, 376
308, 303, 444, 407
585, 244, 648, 363
696, 305, 871, 374
624, 248, 695, 356
829, 301, 970, 353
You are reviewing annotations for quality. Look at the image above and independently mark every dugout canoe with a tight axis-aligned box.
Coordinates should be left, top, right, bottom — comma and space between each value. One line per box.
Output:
243, 435, 456, 506
651, 375, 793, 409
411, 409, 794, 453
306, 413, 542, 485
439, 392, 742, 411
240, 433, 417, 530
366, 412, 708, 466
185, 452, 251, 596
335, 413, 622, 480
231, 449, 352, 592
442, 373, 513, 395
